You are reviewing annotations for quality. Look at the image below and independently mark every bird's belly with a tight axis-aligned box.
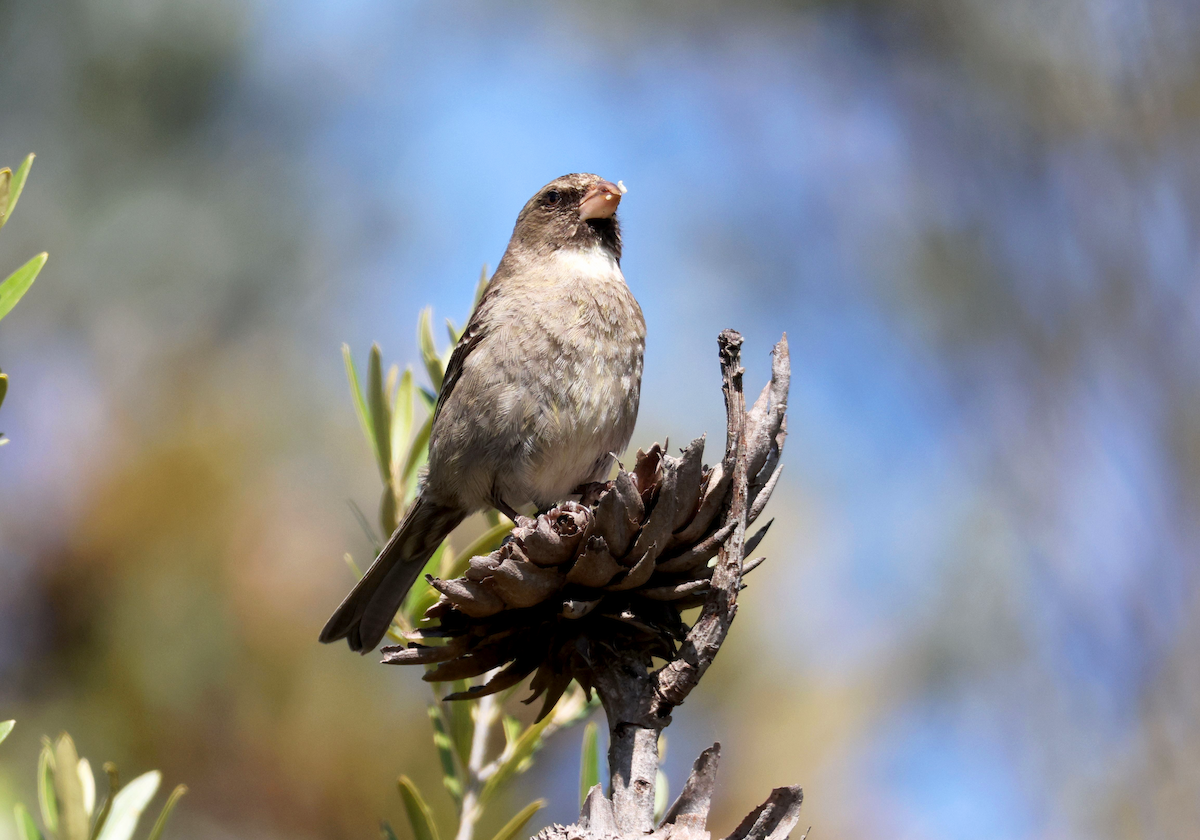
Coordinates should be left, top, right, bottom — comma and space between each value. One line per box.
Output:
523, 355, 639, 505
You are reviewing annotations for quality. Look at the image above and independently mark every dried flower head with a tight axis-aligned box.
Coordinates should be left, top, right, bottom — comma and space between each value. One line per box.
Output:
383, 336, 789, 721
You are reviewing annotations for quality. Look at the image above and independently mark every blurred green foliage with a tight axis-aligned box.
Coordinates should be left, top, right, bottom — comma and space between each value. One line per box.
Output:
4, 730, 185, 840
0, 153, 46, 445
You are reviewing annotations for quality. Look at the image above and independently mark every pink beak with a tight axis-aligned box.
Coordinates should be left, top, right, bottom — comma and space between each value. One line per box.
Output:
579, 180, 625, 221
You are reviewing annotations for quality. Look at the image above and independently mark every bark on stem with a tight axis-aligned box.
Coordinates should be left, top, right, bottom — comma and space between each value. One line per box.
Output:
589, 330, 752, 836
534, 330, 798, 840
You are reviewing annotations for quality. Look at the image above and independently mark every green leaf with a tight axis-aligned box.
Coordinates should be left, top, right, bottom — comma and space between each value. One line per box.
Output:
380, 486, 399, 545
78, 758, 96, 818
417, 308, 444, 392
416, 386, 436, 413
368, 344, 392, 482
446, 686, 474, 767
400, 541, 444, 624
145, 784, 187, 840
398, 412, 433, 500
502, 716, 521, 749
0, 252, 47, 322
396, 775, 440, 840
15, 803, 43, 840
391, 367, 415, 475
654, 769, 669, 825
480, 714, 554, 806
489, 800, 545, 840
385, 363, 399, 404
38, 741, 58, 834
474, 264, 490, 306
0, 719, 13, 745
579, 722, 600, 811
1, 154, 34, 229
0, 170, 9, 227
380, 822, 401, 840
95, 770, 161, 840
54, 734, 90, 840
1, 370, 8, 413
343, 344, 376, 459
426, 705, 463, 806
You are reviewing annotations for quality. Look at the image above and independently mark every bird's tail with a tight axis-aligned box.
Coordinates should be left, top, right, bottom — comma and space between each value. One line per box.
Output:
320, 496, 466, 653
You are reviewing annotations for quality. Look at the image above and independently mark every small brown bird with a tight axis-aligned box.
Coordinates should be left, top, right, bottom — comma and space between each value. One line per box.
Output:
320, 173, 645, 652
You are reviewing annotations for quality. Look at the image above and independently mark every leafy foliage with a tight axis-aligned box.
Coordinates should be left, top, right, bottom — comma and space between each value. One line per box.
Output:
0, 153, 48, 446
578, 723, 600, 811
8, 732, 185, 840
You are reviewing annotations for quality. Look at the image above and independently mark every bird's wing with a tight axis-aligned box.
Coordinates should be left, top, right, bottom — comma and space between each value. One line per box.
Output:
432, 281, 497, 425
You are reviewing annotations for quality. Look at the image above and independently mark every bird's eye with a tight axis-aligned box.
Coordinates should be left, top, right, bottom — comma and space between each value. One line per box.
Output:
543, 190, 561, 206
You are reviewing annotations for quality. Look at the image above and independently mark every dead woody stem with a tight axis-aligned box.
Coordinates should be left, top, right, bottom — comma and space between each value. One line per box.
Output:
387, 329, 797, 840
536, 329, 800, 840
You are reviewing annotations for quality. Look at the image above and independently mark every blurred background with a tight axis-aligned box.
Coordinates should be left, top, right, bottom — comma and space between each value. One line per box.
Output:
1, 1, 1198, 838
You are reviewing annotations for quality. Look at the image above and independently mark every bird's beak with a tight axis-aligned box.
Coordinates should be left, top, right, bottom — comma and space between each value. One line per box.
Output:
579, 179, 626, 220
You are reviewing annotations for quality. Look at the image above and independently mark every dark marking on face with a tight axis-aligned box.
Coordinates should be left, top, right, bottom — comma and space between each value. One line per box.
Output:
510, 173, 622, 260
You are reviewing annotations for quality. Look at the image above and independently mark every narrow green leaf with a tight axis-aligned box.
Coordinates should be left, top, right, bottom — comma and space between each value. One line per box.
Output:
475, 264, 490, 306
1, 370, 8, 412
385, 363, 399, 404
343, 344, 376, 458
95, 770, 161, 840
54, 734, 89, 840
480, 714, 555, 806
368, 344, 392, 482
390, 367, 415, 474
0, 719, 13, 745
78, 759, 96, 818
400, 541, 444, 624
2, 154, 35, 227
145, 784, 187, 840
417, 308, 444, 392
437, 543, 456, 580
426, 705, 462, 805
653, 769, 669, 824
380, 485, 399, 543
502, 716, 521, 748
445, 319, 463, 346
417, 387, 436, 413
447, 685, 473, 767
396, 775, 440, 840
0, 252, 47, 322
0, 169, 10, 228
38, 741, 58, 834
579, 722, 600, 811
489, 800, 545, 840
15, 803, 43, 840
380, 821, 401, 840
398, 412, 433, 496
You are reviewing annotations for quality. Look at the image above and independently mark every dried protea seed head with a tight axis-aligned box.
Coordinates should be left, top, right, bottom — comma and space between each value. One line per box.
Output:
383, 336, 790, 721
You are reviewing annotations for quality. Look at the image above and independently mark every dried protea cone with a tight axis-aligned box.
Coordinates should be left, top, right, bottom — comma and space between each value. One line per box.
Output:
382, 335, 789, 721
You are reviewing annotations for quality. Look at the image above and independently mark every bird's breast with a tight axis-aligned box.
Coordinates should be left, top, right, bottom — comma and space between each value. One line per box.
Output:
520, 248, 645, 503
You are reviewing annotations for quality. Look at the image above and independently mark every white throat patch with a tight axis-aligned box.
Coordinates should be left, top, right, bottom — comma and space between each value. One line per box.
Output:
551, 246, 621, 282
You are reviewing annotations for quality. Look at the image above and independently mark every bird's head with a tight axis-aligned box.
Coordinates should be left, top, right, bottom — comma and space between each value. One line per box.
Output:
511, 173, 626, 260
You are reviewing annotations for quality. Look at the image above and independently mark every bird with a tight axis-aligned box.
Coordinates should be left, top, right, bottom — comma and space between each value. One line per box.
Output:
320, 173, 646, 653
